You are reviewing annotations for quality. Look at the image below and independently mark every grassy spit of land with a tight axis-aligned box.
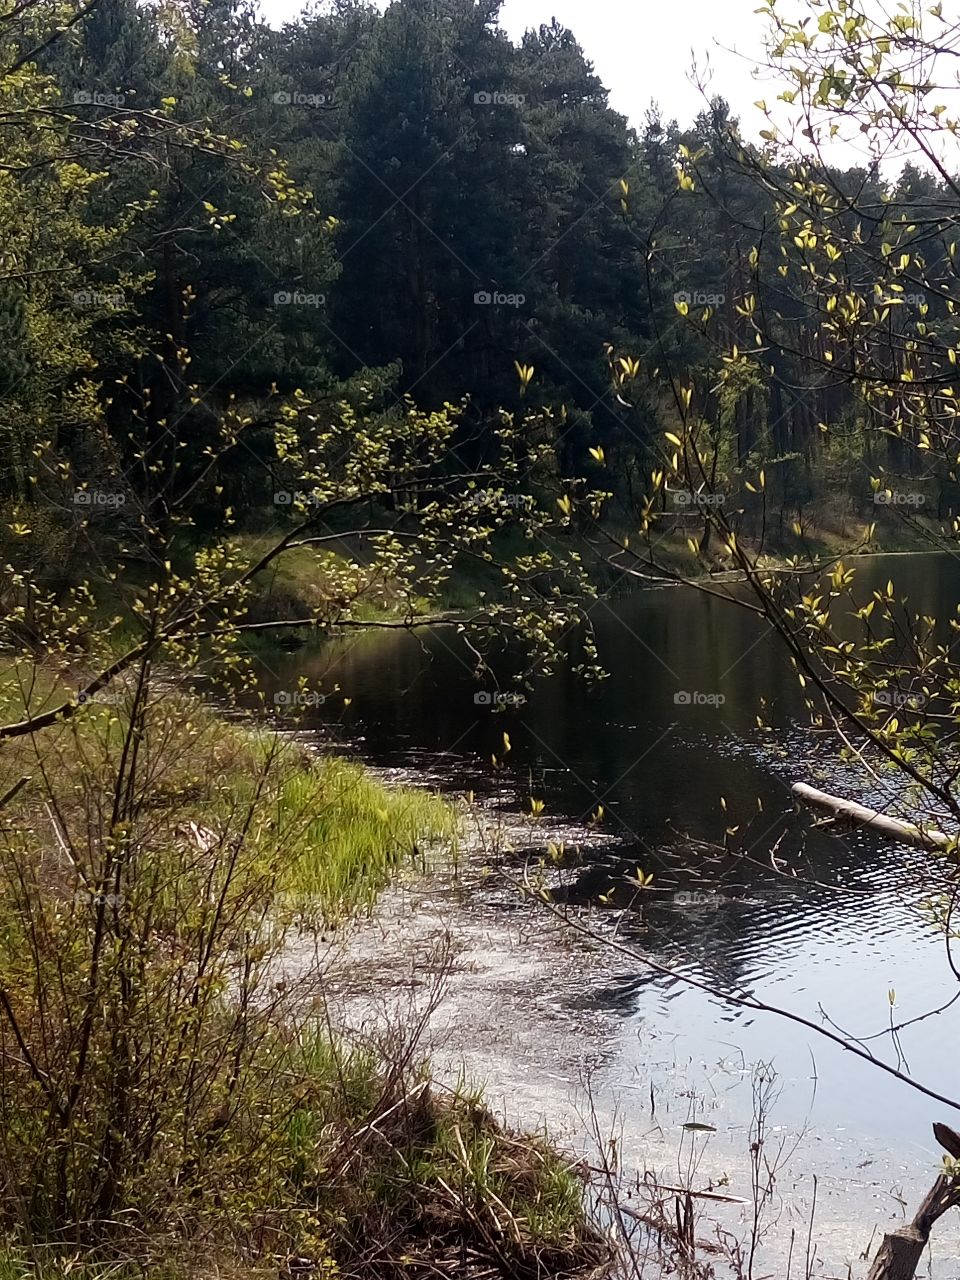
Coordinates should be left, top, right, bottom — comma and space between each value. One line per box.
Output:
232, 507, 939, 627
0, 665, 611, 1280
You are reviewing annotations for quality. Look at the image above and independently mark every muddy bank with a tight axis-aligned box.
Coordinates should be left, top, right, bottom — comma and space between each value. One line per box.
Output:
282, 804, 624, 1128
274, 798, 960, 1280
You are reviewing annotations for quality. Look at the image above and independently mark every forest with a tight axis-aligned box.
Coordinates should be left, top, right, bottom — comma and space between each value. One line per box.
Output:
6, 0, 959, 597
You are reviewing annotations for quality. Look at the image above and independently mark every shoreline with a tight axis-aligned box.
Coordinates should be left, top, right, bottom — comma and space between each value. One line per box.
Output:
277, 764, 960, 1279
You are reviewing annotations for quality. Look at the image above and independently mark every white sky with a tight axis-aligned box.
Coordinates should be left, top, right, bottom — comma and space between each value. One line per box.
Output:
258, 0, 774, 133
492, 0, 771, 131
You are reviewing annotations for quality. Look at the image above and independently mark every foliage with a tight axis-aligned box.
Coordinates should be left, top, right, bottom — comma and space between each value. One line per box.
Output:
0, 670, 607, 1275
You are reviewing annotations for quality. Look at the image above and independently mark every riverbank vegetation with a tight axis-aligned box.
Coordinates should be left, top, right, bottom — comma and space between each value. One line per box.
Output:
0, 665, 609, 1277
0, 0, 617, 1268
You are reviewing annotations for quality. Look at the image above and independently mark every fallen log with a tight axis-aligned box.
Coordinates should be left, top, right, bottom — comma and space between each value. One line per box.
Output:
867, 1125, 960, 1280
791, 782, 951, 851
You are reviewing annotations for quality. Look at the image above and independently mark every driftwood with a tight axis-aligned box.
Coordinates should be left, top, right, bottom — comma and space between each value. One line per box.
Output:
866, 1125, 960, 1280
791, 782, 951, 851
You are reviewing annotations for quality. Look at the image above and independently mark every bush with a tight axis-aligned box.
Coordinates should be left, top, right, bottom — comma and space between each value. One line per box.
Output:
0, 666, 605, 1278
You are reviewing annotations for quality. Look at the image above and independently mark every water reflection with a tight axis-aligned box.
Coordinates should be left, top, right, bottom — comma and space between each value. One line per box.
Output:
246, 553, 960, 1150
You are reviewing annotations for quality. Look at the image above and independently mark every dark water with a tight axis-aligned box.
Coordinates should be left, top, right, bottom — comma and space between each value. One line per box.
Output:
247, 553, 960, 1166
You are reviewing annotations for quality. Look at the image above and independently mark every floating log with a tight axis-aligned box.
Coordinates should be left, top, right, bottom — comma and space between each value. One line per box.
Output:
791, 782, 951, 851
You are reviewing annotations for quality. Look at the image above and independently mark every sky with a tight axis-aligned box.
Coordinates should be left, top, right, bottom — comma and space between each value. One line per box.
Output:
258, 0, 775, 135
485, 0, 771, 132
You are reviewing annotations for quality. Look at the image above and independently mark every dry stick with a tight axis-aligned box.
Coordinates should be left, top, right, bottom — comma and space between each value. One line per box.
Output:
0, 776, 29, 811
804, 1173, 818, 1280
642, 1183, 749, 1205
791, 782, 952, 851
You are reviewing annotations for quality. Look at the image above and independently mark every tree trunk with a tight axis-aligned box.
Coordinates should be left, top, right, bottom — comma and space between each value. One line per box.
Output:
868, 1175, 960, 1280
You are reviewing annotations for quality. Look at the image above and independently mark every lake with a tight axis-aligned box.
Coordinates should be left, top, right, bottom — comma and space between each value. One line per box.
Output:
247, 551, 960, 1249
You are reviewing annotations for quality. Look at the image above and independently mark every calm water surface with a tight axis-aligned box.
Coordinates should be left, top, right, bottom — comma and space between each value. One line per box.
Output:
248, 552, 960, 1169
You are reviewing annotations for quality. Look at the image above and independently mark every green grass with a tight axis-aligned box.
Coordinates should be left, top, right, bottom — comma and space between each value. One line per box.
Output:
230, 534, 435, 626
269, 754, 456, 918
0, 1063, 600, 1277
0, 664, 456, 924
